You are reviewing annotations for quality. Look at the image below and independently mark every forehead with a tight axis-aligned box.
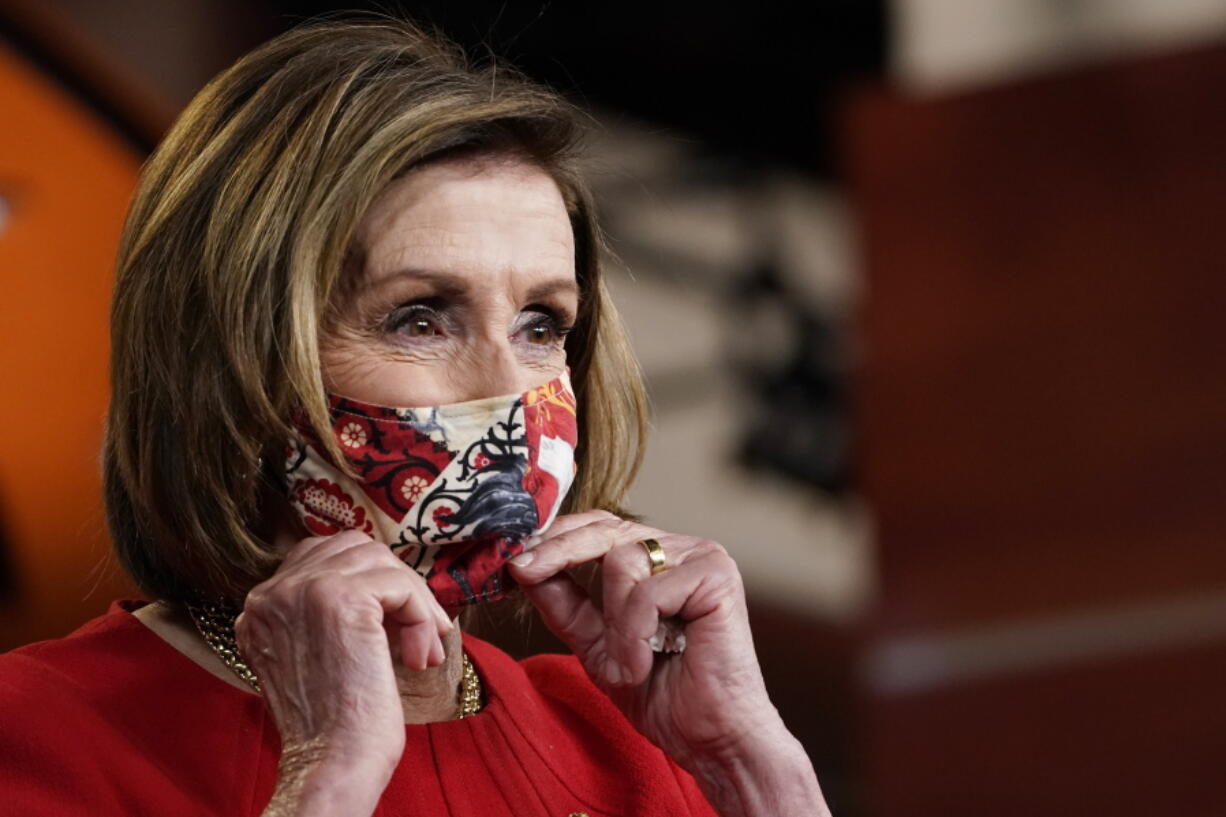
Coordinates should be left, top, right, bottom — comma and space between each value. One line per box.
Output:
352, 155, 576, 291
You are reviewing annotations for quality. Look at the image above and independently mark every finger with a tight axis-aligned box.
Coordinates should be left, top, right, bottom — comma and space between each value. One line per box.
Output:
601, 538, 674, 680
531, 508, 623, 542
232, 608, 280, 677
340, 566, 453, 638
278, 529, 375, 572
394, 597, 447, 671
312, 539, 411, 576
409, 626, 444, 667
519, 572, 614, 680
600, 537, 691, 677
600, 534, 691, 604
608, 550, 737, 686
602, 534, 705, 619
510, 516, 660, 585
233, 610, 254, 652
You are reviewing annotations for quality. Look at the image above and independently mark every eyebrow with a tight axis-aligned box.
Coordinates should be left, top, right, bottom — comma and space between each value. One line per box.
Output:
368, 267, 582, 305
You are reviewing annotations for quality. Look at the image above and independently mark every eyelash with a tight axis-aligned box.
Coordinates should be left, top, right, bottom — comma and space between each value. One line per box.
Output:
383, 301, 575, 345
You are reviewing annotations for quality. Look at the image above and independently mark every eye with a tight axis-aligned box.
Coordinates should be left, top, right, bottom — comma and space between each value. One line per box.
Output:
519, 307, 575, 346
386, 302, 445, 338
525, 321, 557, 345
404, 317, 437, 337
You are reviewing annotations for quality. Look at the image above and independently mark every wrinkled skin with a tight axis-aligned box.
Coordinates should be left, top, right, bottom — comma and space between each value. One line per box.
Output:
236, 155, 827, 817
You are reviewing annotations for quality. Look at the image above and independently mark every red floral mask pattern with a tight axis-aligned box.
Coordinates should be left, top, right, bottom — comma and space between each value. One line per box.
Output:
283, 370, 579, 607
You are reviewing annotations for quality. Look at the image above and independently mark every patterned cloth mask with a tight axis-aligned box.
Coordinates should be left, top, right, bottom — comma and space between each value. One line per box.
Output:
282, 370, 578, 607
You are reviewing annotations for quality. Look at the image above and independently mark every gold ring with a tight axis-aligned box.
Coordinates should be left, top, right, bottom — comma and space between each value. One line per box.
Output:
637, 538, 667, 575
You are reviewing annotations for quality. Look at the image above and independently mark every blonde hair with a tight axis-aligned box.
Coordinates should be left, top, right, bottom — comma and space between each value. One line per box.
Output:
104, 18, 648, 604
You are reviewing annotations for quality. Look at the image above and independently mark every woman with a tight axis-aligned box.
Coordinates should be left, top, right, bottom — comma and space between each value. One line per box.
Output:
0, 19, 828, 817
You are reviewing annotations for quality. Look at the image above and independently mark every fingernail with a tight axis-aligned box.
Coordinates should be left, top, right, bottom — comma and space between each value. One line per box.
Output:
524, 534, 542, 549
509, 551, 535, 567
605, 662, 622, 686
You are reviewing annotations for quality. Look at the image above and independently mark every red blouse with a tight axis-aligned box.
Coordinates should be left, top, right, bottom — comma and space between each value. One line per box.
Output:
0, 600, 718, 816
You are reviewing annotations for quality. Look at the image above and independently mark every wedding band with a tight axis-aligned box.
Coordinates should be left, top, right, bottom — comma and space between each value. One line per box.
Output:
637, 538, 667, 575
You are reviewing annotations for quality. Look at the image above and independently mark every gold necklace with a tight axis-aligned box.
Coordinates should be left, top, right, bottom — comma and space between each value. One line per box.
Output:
185, 598, 482, 718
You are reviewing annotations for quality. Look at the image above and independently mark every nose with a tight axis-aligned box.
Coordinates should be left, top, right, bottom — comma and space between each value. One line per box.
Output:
458, 337, 536, 401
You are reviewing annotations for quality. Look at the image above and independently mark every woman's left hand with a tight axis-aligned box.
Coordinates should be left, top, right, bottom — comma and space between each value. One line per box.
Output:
507, 510, 821, 804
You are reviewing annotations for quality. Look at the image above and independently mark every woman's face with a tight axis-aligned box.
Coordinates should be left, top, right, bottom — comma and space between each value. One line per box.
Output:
321, 155, 579, 407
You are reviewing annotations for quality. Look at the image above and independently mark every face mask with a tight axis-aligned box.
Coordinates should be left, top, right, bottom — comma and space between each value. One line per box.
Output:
282, 369, 578, 607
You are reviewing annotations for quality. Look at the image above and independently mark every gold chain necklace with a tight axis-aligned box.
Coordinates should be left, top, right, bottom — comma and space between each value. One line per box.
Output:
185, 598, 482, 718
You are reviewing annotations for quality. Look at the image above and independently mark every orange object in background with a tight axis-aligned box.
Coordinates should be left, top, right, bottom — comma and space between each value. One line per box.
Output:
0, 39, 142, 649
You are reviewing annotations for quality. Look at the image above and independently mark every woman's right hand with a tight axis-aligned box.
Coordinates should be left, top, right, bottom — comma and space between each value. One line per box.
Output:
234, 530, 454, 817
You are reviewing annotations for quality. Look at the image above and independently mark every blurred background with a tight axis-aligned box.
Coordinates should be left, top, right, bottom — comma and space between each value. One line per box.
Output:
2, 1, 1225, 814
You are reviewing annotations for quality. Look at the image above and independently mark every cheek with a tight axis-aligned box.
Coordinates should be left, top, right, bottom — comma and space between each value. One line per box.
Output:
319, 328, 437, 403
526, 345, 568, 371
317, 325, 569, 407
319, 336, 386, 395
320, 332, 492, 406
